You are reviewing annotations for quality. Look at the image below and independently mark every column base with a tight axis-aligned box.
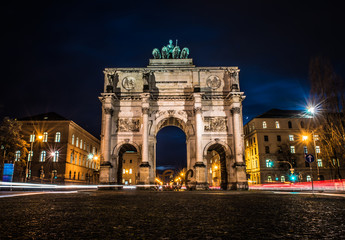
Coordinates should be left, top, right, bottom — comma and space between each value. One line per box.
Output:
194, 162, 206, 188
228, 182, 249, 190
139, 163, 150, 185
99, 162, 112, 184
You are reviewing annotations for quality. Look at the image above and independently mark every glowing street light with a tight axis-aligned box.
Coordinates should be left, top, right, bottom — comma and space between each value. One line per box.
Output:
302, 135, 308, 141
307, 106, 315, 115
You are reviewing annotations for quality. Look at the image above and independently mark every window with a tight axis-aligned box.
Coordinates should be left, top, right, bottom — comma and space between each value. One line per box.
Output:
40, 151, 46, 162
70, 152, 73, 163
266, 159, 272, 167
129, 179, 132, 184
80, 139, 83, 149
43, 132, 48, 142
314, 135, 319, 141
306, 175, 311, 182
69, 171, 72, 179
55, 132, 61, 142
315, 146, 320, 153
265, 146, 270, 154
281, 176, 285, 182
264, 135, 269, 141
290, 146, 295, 153
130, 159, 132, 163
252, 123, 255, 130
72, 134, 75, 145
123, 159, 125, 163
53, 151, 59, 162
253, 137, 256, 144
15, 151, 21, 161
84, 142, 86, 150
129, 169, 132, 174
30, 134, 35, 142
288, 121, 292, 129
75, 154, 78, 164
266, 159, 273, 167
263, 121, 267, 129
28, 151, 33, 161
92, 147, 96, 155
123, 169, 126, 174
304, 146, 308, 154
267, 176, 272, 182
300, 121, 305, 128
79, 155, 81, 165
317, 159, 323, 167
246, 140, 249, 147
210, 168, 212, 173
76, 137, 79, 147
277, 135, 281, 141
275, 121, 280, 128
289, 135, 294, 141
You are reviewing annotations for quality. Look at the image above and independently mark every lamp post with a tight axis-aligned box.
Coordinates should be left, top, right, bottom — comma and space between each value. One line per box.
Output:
307, 106, 320, 180
302, 135, 314, 194
25, 132, 43, 182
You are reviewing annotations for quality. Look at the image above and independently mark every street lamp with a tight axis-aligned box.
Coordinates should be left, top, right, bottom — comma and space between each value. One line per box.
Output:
25, 132, 43, 182
306, 105, 320, 180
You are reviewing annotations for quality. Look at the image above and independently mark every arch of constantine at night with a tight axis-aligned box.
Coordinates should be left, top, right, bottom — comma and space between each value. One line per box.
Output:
99, 41, 248, 190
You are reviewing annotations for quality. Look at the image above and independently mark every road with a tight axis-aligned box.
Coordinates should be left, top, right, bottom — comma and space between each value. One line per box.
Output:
0, 190, 344, 239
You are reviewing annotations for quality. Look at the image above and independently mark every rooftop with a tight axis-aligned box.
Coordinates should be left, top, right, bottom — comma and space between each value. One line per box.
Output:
19, 112, 68, 121
256, 109, 307, 119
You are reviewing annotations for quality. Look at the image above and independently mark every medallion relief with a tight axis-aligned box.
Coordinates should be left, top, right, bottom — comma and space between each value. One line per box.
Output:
206, 75, 221, 90
117, 118, 140, 132
122, 76, 136, 90
204, 117, 228, 132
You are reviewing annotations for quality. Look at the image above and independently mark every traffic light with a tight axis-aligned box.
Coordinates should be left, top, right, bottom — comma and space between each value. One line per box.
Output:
290, 174, 296, 182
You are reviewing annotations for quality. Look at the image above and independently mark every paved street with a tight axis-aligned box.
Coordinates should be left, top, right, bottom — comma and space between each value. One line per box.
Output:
0, 190, 344, 239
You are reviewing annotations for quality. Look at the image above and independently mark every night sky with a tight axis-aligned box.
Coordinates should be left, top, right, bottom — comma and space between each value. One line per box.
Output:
1, 1, 344, 169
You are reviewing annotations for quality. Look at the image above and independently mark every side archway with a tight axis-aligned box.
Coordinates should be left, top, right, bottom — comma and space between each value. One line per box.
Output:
112, 142, 141, 184
204, 140, 233, 190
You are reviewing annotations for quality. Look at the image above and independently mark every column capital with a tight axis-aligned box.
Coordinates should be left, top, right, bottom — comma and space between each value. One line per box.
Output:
142, 107, 150, 114
231, 107, 241, 115
194, 107, 202, 114
104, 108, 114, 116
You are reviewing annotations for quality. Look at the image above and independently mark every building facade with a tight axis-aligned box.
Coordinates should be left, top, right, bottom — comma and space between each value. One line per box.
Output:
17, 112, 100, 184
99, 41, 248, 190
244, 109, 342, 184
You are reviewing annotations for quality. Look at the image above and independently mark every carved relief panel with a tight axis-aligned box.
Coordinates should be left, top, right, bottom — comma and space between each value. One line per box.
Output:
117, 118, 140, 132
204, 117, 228, 132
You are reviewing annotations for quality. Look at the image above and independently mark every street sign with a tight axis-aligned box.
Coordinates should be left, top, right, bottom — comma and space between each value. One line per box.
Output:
2, 163, 14, 182
305, 154, 315, 163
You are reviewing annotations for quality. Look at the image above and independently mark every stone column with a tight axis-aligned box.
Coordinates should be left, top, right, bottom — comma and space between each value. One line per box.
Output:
139, 94, 151, 185
141, 107, 150, 164
195, 107, 203, 164
193, 93, 207, 189
231, 106, 248, 190
100, 107, 113, 184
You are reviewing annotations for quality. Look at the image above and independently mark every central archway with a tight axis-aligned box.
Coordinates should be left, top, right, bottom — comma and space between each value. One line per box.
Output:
155, 117, 189, 183
156, 126, 187, 178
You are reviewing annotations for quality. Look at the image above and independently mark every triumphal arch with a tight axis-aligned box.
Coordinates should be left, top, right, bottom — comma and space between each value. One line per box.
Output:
99, 41, 248, 190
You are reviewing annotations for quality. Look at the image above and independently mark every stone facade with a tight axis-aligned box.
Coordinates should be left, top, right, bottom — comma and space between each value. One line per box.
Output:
99, 57, 247, 190
18, 112, 100, 184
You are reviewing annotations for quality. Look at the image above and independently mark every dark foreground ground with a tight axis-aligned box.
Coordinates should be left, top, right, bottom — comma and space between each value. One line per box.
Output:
0, 190, 344, 239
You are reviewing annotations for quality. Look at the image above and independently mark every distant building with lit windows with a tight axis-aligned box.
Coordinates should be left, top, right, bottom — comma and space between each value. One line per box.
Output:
121, 152, 140, 185
17, 112, 100, 184
244, 109, 336, 185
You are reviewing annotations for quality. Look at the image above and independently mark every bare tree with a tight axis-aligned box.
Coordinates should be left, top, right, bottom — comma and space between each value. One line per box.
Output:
309, 57, 345, 179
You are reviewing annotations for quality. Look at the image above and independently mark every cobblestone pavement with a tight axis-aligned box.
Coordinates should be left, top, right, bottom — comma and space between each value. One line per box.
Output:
0, 190, 344, 239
